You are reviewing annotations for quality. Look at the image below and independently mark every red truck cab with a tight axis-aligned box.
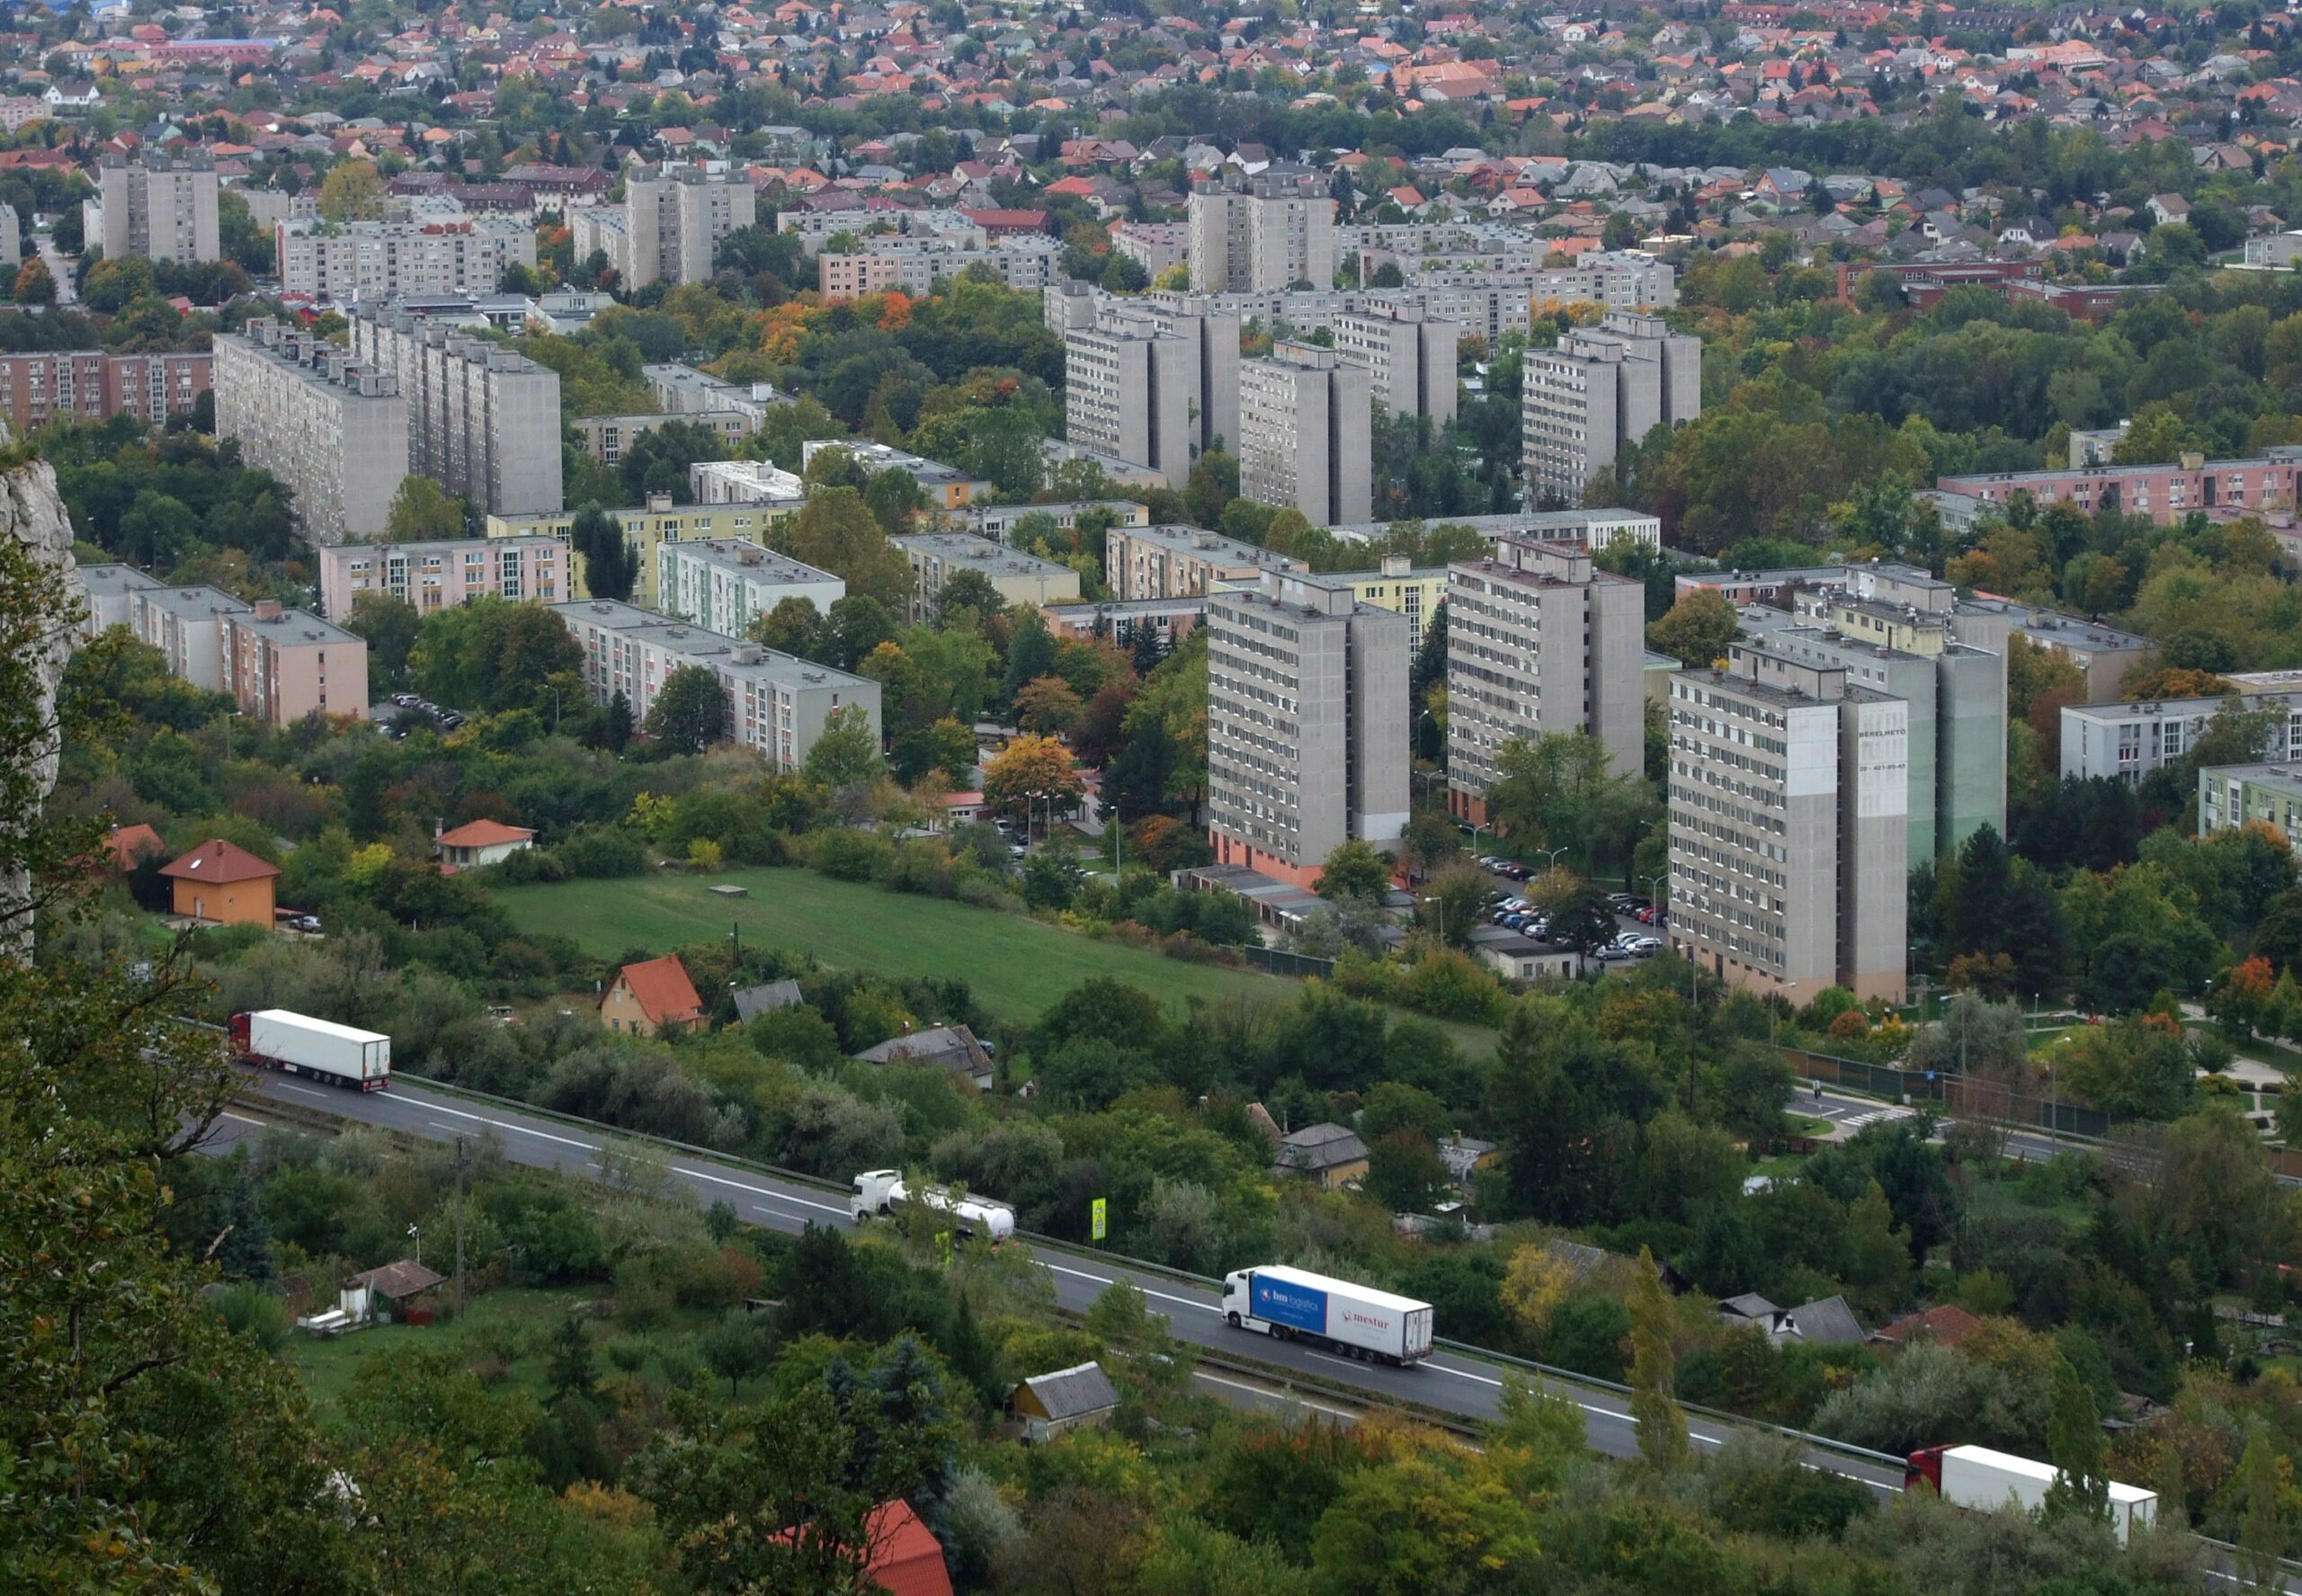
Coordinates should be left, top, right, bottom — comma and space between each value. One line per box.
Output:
1905, 1445, 1948, 1493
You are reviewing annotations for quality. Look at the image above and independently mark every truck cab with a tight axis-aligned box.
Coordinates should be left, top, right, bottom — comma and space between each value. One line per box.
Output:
850, 1169, 905, 1223
1222, 1271, 1256, 1329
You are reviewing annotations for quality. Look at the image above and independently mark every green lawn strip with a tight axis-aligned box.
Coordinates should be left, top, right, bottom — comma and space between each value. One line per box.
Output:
492, 867, 1496, 1055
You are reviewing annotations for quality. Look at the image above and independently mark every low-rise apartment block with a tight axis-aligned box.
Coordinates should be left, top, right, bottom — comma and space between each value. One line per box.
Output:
642, 363, 790, 424
1326, 507, 1662, 551
129, 582, 248, 691
2060, 676, 2302, 784
221, 602, 368, 726
964, 499, 1148, 544
571, 410, 756, 464
656, 539, 845, 635
889, 532, 1080, 623
80, 562, 164, 635
799, 439, 991, 512
1934, 448, 2302, 528
318, 536, 570, 620
348, 308, 562, 516
1666, 644, 1908, 1004
212, 317, 407, 542
2199, 763, 2302, 851
277, 218, 537, 302
690, 459, 806, 504
1523, 310, 1701, 508
1041, 594, 1206, 648
1239, 341, 1372, 527
487, 495, 804, 607
552, 599, 879, 771
1206, 568, 1410, 890
0, 350, 210, 432
1445, 538, 1646, 815
1104, 522, 1307, 601
1341, 554, 1449, 652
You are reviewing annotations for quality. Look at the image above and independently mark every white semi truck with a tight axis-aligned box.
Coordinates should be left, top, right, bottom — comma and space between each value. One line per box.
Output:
1222, 1264, 1436, 1364
1906, 1444, 2158, 1545
230, 1009, 391, 1091
848, 1169, 1015, 1242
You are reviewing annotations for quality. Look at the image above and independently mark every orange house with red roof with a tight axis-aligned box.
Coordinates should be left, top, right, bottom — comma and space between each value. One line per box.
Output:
602, 954, 705, 1038
159, 838, 280, 927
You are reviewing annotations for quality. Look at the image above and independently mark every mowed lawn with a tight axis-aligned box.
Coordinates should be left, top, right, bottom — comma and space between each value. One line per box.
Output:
491, 867, 1313, 1024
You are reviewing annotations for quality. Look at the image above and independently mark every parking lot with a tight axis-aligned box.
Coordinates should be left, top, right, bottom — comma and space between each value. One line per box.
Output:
1475, 855, 1667, 967
374, 693, 468, 737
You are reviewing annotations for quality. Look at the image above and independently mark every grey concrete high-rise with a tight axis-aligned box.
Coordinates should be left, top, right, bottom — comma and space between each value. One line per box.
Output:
92, 153, 219, 263
1208, 568, 1410, 889
349, 308, 564, 515
1665, 642, 1908, 1004
212, 318, 407, 543
1333, 303, 1459, 428
574, 166, 756, 290
1444, 538, 1646, 818
1522, 310, 1700, 507
1188, 167, 1336, 293
1239, 341, 1370, 527
1056, 290, 1240, 487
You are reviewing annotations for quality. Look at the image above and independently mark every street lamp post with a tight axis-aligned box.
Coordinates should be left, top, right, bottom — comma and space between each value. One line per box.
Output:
1532, 844, 1570, 875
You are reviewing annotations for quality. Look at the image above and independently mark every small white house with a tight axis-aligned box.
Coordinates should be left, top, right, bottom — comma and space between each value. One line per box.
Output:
434, 819, 537, 870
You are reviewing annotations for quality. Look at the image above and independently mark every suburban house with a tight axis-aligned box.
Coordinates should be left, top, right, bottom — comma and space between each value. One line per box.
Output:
1274, 1122, 1370, 1190
1871, 1303, 1984, 1351
105, 822, 166, 871
1717, 1293, 1868, 1345
855, 1023, 995, 1090
858, 1502, 952, 1596
434, 818, 537, 870
1437, 1131, 1500, 1187
601, 954, 705, 1037
159, 838, 281, 927
731, 978, 804, 1021
1012, 1361, 1121, 1443
295, 1258, 445, 1336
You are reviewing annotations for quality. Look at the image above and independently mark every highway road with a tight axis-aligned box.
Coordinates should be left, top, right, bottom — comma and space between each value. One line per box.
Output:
218, 1067, 1908, 1493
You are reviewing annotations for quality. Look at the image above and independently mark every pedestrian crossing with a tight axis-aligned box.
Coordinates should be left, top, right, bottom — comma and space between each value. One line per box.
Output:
1839, 1105, 1915, 1132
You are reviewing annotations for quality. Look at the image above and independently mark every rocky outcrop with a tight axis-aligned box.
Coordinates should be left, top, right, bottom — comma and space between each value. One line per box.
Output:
0, 435, 83, 953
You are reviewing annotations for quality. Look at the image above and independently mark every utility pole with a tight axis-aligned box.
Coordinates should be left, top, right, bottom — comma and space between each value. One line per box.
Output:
452, 1137, 467, 1320
731, 919, 741, 964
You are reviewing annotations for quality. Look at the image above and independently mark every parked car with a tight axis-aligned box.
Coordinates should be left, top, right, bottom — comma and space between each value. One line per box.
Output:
291, 914, 323, 933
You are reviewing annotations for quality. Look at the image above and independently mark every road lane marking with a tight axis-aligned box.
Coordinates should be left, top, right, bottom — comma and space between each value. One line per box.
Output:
278, 1083, 333, 1101
400, 1097, 599, 1152
670, 1164, 849, 1219
219, 1111, 263, 1125
1043, 1261, 1220, 1316
1193, 1370, 1361, 1420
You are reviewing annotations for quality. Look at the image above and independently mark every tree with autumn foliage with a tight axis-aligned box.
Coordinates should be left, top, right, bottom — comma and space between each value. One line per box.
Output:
2213, 955, 2278, 1038
983, 734, 1084, 829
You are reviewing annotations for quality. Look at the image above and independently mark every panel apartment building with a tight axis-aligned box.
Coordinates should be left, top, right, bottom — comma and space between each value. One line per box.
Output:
656, 538, 845, 637
889, 532, 1081, 625
1206, 568, 1410, 890
89, 153, 219, 263
212, 318, 407, 542
1104, 522, 1307, 602
1522, 311, 1701, 508
278, 218, 538, 302
1239, 341, 1372, 527
1049, 285, 1240, 487
348, 308, 563, 516
1332, 304, 1459, 428
1444, 538, 1646, 819
97, 568, 370, 725
571, 166, 757, 290
318, 535, 570, 621
0, 350, 210, 432
553, 600, 879, 772
1665, 643, 1909, 1004
1187, 166, 1336, 293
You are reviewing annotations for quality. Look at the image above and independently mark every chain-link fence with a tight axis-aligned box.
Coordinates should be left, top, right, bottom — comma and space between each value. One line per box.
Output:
1236, 945, 1336, 980
1780, 1047, 2115, 1139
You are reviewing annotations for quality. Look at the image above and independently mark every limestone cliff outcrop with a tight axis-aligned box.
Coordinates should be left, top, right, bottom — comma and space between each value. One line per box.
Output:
0, 432, 84, 951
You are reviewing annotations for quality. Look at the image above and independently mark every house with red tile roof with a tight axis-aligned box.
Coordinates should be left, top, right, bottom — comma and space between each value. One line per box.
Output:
602, 954, 705, 1038
106, 823, 166, 871
160, 838, 280, 927
434, 818, 537, 871
1870, 1303, 1985, 1351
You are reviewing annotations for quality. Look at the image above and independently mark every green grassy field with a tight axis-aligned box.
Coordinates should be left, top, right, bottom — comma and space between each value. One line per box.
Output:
491, 867, 1317, 1025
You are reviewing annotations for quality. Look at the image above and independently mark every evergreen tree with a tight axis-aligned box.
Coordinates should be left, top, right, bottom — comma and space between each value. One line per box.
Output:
569, 504, 634, 602
2241, 1428, 2284, 1590
1628, 1246, 1690, 1473
2041, 1353, 2109, 1526
644, 664, 727, 753
1410, 599, 1448, 762
546, 1315, 596, 1407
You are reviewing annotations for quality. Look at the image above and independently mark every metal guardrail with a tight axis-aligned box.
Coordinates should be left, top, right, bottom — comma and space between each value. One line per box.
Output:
281, 1069, 1908, 1476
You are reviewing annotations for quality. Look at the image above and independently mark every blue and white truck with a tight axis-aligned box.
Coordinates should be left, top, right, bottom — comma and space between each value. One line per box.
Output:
1221, 1264, 1435, 1364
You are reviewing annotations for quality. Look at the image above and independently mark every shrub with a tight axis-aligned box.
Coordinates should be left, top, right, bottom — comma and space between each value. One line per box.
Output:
558, 825, 647, 878
210, 1281, 291, 1353
807, 826, 895, 882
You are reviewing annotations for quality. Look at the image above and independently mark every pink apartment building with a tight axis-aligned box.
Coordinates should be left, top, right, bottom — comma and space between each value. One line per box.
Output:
1937, 449, 2302, 525
317, 536, 570, 621
221, 601, 368, 726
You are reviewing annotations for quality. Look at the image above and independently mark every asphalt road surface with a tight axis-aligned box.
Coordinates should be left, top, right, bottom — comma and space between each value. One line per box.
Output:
218, 1067, 1906, 1492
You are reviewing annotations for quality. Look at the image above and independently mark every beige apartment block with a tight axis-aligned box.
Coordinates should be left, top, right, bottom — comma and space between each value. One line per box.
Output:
487, 495, 804, 607
1239, 341, 1371, 527
221, 601, 370, 726
1445, 538, 1646, 815
1206, 569, 1410, 891
1522, 310, 1700, 508
1334, 304, 1459, 428
318, 536, 570, 620
552, 600, 878, 771
212, 318, 407, 543
818, 252, 905, 301
91, 152, 219, 263
129, 583, 248, 691
1665, 643, 1908, 1005
889, 532, 1079, 624
1188, 167, 1335, 293
349, 309, 563, 516
1103, 522, 1307, 602
278, 218, 538, 302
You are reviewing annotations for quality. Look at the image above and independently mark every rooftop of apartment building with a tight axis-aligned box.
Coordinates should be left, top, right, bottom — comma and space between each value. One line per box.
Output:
550, 600, 870, 689
138, 583, 249, 620
1045, 595, 1208, 621
81, 561, 164, 597
1450, 540, 1634, 593
664, 538, 839, 584
335, 535, 562, 557
1938, 446, 2302, 486
888, 531, 1076, 577
233, 602, 361, 647
1330, 507, 1659, 544
800, 438, 984, 491
1683, 653, 1895, 711
2202, 762, 2302, 796
1213, 566, 1387, 620
1113, 522, 1307, 566
1961, 594, 2149, 651
2060, 696, 2226, 724
227, 318, 398, 397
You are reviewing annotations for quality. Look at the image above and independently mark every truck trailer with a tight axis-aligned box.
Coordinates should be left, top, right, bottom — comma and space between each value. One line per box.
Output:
230, 1009, 391, 1091
1222, 1264, 1435, 1364
1906, 1444, 2158, 1545
848, 1169, 1015, 1242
